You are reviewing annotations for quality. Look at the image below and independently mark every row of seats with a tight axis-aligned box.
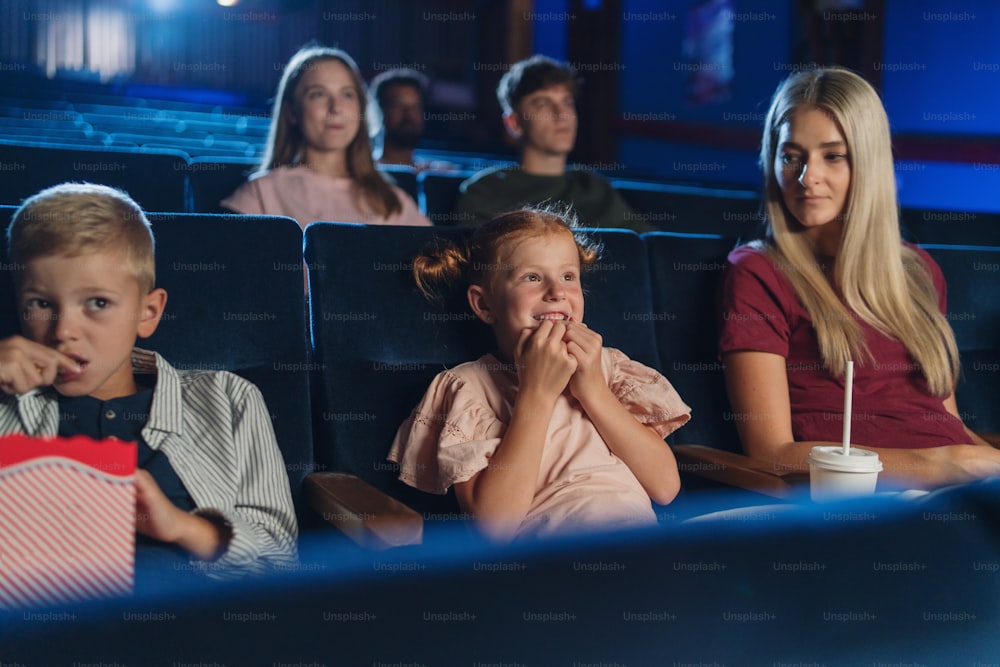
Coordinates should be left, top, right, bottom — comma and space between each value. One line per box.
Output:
4, 140, 999, 245
0, 101, 268, 158
2, 207, 997, 539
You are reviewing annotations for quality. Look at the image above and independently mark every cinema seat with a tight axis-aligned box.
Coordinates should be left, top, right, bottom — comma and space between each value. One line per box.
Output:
902, 208, 1000, 246
0, 141, 188, 213
645, 231, 806, 499
187, 156, 258, 213
921, 243, 1000, 442
418, 170, 474, 225
378, 164, 419, 203
614, 179, 763, 236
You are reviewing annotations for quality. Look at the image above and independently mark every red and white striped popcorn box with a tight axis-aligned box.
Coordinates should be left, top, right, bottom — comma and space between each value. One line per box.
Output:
0, 434, 137, 609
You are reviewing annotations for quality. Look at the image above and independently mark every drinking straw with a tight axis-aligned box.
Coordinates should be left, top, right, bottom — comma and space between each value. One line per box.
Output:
842, 360, 854, 456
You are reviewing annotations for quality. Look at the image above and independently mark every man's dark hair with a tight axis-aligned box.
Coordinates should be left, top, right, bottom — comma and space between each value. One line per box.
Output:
371, 68, 429, 109
496, 55, 578, 116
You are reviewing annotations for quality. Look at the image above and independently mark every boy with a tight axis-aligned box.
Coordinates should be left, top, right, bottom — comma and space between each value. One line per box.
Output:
455, 55, 647, 232
0, 183, 297, 580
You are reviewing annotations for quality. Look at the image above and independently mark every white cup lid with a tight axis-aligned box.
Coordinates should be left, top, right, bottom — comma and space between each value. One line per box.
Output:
808, 445, 883, 473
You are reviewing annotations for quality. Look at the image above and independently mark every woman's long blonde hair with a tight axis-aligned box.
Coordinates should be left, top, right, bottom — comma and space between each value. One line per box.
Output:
259, 45, 402, 217
759, 66, 959, 396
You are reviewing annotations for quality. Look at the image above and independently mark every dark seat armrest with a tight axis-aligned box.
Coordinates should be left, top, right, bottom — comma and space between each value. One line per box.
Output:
305, 472, 423, 549
672, 444, 809, 500
978, 431, 1000, 449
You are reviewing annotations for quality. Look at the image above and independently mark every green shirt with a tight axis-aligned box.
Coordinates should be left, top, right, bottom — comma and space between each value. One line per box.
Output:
455, 166, 649, 232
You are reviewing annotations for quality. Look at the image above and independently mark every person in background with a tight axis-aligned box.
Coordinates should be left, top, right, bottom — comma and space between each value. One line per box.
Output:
454, 55, 646, 232
372, 68, 427, 169
221, 45, 430, 228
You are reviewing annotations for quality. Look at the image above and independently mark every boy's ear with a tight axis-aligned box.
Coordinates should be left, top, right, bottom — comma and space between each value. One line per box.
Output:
467, 284, 495, 325
136, 288, 168, 339
502, 112, 523, 140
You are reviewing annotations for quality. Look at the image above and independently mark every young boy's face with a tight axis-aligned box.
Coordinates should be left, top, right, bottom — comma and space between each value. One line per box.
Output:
508, 83, 577, 158
18, 250, 166, 401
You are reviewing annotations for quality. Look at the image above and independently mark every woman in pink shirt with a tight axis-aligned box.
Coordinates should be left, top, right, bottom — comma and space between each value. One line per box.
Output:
222, 45, 430, 228
388, 209, 689, 541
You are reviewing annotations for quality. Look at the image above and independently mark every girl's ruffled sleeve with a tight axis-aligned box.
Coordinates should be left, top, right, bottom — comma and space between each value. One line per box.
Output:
387, 370, 505, 494
607, 348, 691, 437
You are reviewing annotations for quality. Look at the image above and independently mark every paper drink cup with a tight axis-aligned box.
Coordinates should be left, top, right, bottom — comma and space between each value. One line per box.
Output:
808, 445, 883, 502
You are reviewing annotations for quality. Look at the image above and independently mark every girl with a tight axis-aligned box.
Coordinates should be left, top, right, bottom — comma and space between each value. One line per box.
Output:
388, 209, 689, 541
719, 67, 1000, 489
221, 45, 430, 229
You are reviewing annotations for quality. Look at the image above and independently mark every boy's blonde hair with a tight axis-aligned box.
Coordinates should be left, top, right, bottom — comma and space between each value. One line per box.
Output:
7, 183, 156, 294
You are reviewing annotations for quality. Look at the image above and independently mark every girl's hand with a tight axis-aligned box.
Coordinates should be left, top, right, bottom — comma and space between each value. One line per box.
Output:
563, 321, 605, 402
514, 319, 577, 402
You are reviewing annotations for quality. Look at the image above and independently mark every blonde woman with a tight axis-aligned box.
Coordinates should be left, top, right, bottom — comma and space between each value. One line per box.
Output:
719, 67, 1000, 490
222, 45, 430, 228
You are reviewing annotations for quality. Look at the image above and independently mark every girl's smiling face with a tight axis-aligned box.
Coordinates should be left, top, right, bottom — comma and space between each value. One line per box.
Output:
468, 230, 585, 360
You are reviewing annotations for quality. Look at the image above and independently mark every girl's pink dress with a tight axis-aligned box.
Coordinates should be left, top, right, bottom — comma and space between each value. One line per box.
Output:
388, 348, 691, 538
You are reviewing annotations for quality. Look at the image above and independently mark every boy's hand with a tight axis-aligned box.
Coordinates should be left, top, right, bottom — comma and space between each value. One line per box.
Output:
134, 469, 187, 544
134, 470, 229, 561
562, 322, 605, 401
0, 335, 81, 395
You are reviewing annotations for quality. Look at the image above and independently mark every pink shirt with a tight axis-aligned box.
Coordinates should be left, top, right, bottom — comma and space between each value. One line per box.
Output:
718, 245, 971, 449
220, 165, 432, 229
388, 348, 691, 539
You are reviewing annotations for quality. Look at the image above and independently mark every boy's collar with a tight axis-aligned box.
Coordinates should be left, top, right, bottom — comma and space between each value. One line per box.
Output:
130, 348, 159, 376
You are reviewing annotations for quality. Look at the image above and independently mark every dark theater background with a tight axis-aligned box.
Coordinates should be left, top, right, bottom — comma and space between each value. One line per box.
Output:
1, 1, 999, 665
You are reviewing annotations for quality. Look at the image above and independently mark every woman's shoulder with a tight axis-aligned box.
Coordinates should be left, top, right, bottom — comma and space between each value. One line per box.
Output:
725, 242, 783, 280
727, 241, 770, 265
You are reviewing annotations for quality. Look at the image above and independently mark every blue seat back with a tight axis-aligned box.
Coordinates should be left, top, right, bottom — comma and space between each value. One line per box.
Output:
645, 232, 741, 451
0, 142, 188, 213
903, 209, 1000, 246
418, 170, 473, 225
187, 157, 258, 213
615, 179, 763, 236
145, 213, 313, 519
921, 244, 1000, 434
